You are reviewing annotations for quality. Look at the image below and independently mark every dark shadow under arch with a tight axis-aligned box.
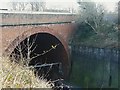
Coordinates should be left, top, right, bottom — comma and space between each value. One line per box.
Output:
11, 33, 69, 80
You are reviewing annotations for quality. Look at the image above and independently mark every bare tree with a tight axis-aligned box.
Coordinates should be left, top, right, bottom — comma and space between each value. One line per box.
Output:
77, 1, 108, 35
10, 2, 29, 11
30, 2, 46, 11
11, 1, 46, 11
11, 2, 17, 10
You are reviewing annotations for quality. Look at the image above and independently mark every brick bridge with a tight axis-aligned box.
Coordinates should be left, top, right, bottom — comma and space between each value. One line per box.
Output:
0, 11, 78, 80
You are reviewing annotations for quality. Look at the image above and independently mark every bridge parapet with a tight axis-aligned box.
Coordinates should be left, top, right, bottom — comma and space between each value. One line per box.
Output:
0, 12, 78, 26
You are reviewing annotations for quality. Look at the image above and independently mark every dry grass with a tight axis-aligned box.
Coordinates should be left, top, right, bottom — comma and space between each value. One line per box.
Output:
0, 57, 54, 88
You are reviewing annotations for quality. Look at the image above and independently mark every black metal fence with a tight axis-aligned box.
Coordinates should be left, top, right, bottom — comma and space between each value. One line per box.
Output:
70, 45, 119, 88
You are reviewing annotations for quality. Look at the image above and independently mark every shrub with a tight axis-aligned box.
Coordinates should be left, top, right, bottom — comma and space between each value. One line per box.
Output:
0, 57, 54, 88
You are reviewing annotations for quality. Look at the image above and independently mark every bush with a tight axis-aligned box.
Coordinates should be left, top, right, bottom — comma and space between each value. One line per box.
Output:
0, 57, 54, 88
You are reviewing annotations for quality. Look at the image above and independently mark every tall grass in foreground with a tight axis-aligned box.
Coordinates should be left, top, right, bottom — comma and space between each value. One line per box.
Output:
0, 57, 54, 88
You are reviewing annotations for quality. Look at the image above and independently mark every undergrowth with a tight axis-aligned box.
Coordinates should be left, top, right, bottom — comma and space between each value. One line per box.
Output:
0, 57, 54, 88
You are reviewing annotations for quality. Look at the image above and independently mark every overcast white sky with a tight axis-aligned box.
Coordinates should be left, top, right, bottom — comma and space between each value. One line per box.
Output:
0, 0, 119, 12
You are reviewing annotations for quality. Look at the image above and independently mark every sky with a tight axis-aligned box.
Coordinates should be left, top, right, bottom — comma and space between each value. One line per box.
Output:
0, 0, 119, 12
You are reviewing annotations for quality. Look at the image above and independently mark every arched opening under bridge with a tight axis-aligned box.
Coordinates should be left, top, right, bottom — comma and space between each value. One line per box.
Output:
11, 33, 70, 80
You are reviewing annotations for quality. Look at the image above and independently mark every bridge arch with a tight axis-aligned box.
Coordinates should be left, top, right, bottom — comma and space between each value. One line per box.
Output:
4, 26, 71, 80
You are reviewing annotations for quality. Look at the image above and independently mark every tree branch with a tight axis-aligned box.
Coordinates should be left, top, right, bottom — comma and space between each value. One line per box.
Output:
84, 20, 98, 34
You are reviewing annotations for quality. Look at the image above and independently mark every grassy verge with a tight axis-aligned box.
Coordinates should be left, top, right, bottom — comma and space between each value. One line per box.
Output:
0, 57, 54, 88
